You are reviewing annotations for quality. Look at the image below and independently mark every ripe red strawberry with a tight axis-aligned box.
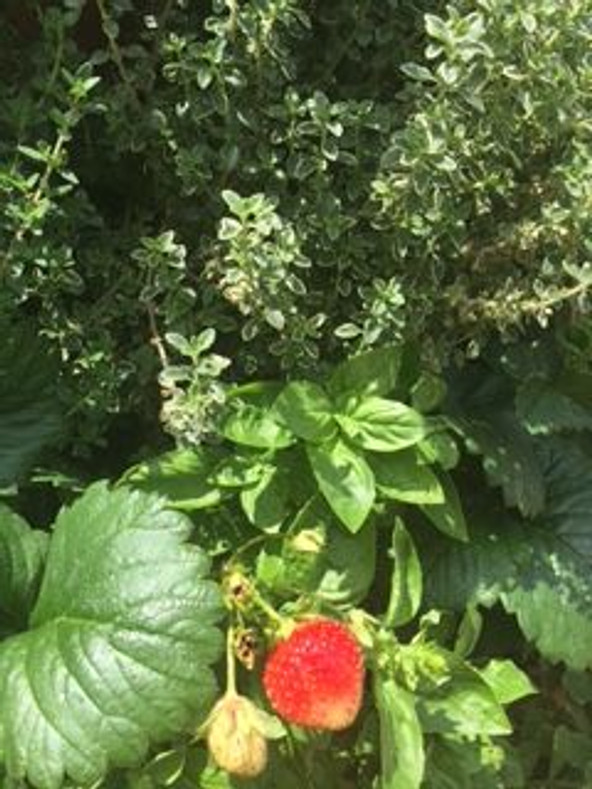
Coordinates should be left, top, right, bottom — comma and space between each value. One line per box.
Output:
263, 618, 364, 730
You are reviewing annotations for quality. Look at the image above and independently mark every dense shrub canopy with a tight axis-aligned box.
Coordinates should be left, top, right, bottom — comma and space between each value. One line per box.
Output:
1, 3, 592, 787
2, 0, 591, 450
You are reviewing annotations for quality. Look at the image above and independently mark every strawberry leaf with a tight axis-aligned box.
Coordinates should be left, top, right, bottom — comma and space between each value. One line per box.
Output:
424, 439, 592, 669
0, 506, 48, 637
0, 482, 224, 789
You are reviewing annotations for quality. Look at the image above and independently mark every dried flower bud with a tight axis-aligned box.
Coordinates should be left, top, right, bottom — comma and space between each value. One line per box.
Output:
206, 693, 268, 778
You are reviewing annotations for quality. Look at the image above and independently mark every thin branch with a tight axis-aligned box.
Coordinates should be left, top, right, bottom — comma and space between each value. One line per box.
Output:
146, 300, 169, 368
95, 0, 141, 108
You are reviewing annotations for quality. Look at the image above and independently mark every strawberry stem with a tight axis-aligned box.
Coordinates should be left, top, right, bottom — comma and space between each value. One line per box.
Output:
226, 623, 237, 695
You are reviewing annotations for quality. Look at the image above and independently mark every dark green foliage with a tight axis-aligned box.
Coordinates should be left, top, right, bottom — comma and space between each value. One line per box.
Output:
3, 0, 591, 453
2, 1, 592, 787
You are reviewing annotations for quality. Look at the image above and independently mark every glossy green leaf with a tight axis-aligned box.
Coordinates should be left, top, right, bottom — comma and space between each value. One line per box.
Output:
307, 438, 375, 532
418, 665, 511, 737
209, 454, 269, 488
385, 518, 422, 628
376, 677, 424, 789
417, 431, 460, 470
287, 496, 376, 606
271, 381, 336, 443
316, 520, 377, 607
121, 448, 224, 510
222, 404, 295, 449
336, 397, 427, 453
240, 466, 289, 530
371, 449, 445, 504
420, 472, 468, 541
478, 659, 536, 705
0, 482, 224, 789
0, 506, 48, 637
328, 346, 402, 399
453, 605, 483, 658
425, 439, 592, 669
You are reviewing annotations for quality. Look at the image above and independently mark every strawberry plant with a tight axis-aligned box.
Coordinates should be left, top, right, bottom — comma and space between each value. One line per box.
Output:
2, 0, 592, 786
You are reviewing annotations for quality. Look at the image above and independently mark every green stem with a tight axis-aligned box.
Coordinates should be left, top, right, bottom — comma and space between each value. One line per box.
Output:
226, 624, 237, 694
95, 0, 141, 108
251, 587, 284, 626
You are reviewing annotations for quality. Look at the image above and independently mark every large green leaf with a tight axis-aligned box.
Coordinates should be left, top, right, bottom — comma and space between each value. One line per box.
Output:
370, 449, 445, 504
222, 404, 295, 449
316, 519, 377, 607
516, 379, 592, 436
271, 382, 336, 443
384, 518, 422, 628
282, 497, 376, 606
425, 439, 592, 669
307, 438, 375, 532
328, 346, 402, 399
376, 678, 424, 789
0, 505, 48, 637
240, 465, 289, 530
417, 665, 511, 737
453, 411, 545, 518
121, 448, 225, 510
0, 326, 62, 485
478, 659, 536, 705
0, 482, 224, 789
336, 397, 427, 453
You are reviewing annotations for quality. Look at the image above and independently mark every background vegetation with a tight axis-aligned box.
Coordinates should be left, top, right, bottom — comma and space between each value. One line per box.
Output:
1, 1, 591, 787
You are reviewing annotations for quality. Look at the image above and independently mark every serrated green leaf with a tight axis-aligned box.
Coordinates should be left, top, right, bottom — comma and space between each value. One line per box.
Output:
222, 405, 295, 449
425, 439, 592, 669
550, 726, 592, 779
370, 449, 445, 504
0, 506, 48, 637
337, 397, 426, 453
271, 382, 336, 443
454, 412, 545, 518
121, 448, 224, 510
385, 518, 422, 627
0, 325, 62, 485
306, 438, 375, 532
420, 472, 468, 541
0, 482, 224, 789
516, 380, 592, 435
328, 347, 402, 398
376, 678, 424, 789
